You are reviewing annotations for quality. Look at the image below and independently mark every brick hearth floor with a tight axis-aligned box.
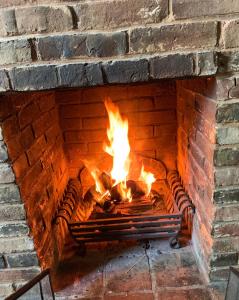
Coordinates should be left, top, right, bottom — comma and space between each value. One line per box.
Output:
52, 239, 225, 300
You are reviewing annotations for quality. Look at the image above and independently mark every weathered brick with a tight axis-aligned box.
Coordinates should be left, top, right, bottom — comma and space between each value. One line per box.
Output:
9, 65, 58, 91
0, 141, 8, 162
36, 92, 55, 113
210, 252, 238, 267
18, 101, 40, 129
0, 256, 4, 269
0, 69, 10, 91
216, 102, 239, 123
26, 135, 47, 165
74, 0, 168, 31
213, 222, 239, 237
222, 20, 239, 49
0, 222, 29, 237
5, 252, 39, 268
15, 5, 73, 34
0, 204, 25, 221
0, 39, 32, 65
213, 236, 239, 253
20, 126, 35, 150
0, 267, 40, 283
58, 63, 103, 88
86, 32, 127, 57
198, 52, 218, 76
2, 115, 19, 140
130, 22, 217, 53
172, 0, 239, 19
0, 236, 34, 253
205, 77, 234, 101
61, 103, 105, 119
216, 126, 239, 145
0, 8, 17, 36
229, 85, 239, 98
215, 166, 239, 187
37, 35, 64, 61
32, 111, 53, 138
0, 163, 15, 183
214, 147, 239, 166
215, 204, 239, 222
214, 188, 239, 204
150, 54, 195, 79
0, 183, 20, 203
0, 283, 13, 298
19, 161, 43, 197
5, 135, 22, 165
218, 51, 239, 73
12, 153, 29, 179
103, 59, 149, 84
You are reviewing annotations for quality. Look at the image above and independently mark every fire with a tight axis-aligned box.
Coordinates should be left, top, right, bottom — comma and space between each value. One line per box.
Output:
84, 98, 156, 203
104, 98, 132, 201
139, 165, 156, 196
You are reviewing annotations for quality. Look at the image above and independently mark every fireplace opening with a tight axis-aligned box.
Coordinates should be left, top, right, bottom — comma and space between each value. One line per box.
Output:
1, 77, 219, 297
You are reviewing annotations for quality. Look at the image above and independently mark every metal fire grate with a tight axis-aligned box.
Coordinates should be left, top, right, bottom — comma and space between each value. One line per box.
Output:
53, 171, 195, 249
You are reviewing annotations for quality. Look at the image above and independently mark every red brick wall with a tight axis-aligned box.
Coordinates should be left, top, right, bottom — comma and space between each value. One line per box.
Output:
56, 82, 177, 177
176, 78, 217, 279
1, 91, 68, 269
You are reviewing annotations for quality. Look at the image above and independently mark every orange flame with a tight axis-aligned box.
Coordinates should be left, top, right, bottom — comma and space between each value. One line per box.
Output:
104, 98, 132, 201
139, 165, 156, 196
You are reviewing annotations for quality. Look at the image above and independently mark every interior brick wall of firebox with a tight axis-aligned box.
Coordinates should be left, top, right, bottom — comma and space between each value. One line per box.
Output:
176, 76, 239, 282
176, 78, 217, 279
0, 91, 69, 270
56, 81, 178, 177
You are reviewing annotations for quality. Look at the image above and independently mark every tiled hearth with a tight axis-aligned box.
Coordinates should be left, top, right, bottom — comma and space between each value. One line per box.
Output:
1, 0, 239, 299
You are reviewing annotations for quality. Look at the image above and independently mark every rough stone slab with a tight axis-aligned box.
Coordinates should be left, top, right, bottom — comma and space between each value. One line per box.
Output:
9, 65, 58, 91
130, 22, 217, 53
0, 39, 32, 65
0, 204, 25, 221
102, 59, 149, 83
172, 0, 239, 19
15, 5, 73, 35
0, 183, 21, 204
0, 236, 34, 253
211, 252, 238, 268
150, 53, 195, 79
57, 63, 103, 87
0, 163, 15, 183
5, 252, 39, 268
198, 52, 218, 76
73, 0, 168, 31
0, 222, 29, 238
0, 69, 10, 91
214, 147, 239, 167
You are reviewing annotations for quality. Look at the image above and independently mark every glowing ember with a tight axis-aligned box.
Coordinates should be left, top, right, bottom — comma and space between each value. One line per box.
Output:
104, 98, 132, 201
139, 165, 156, 196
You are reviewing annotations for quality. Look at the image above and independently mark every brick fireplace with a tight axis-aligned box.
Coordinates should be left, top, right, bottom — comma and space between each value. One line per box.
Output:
0, 0, 239, 299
